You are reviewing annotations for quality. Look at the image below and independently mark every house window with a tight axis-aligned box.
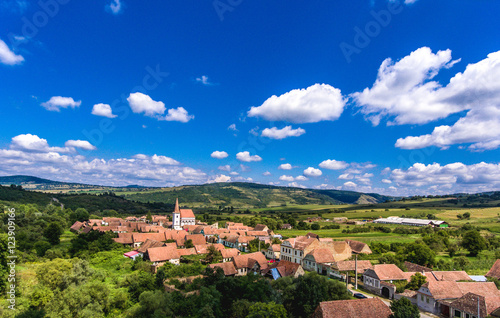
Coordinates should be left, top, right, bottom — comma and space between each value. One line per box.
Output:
454, 310, 461, 317
426, 297, 429, 303
421, 295, 424, 301
465, 314, 470, 318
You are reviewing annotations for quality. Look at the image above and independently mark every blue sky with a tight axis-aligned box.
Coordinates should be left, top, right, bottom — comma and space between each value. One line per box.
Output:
1, 0, 500, 196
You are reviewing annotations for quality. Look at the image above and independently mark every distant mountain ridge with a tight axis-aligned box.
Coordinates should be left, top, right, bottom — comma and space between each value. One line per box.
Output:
0, 175, 393, 207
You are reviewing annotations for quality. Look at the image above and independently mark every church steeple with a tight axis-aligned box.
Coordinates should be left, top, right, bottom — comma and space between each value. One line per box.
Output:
174, 198, 180, 213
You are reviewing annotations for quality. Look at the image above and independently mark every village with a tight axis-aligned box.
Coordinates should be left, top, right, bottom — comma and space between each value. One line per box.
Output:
69, 199, 500, 318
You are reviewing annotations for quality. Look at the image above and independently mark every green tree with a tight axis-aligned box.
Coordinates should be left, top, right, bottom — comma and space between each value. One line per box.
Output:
406, 272, 427, 290
146, 211, 153, 223
34, 241, 52, 257
311, 223, 320, 231
44, 222, 63, 245
75, 208, 90, 222
246, 302, 288, 318
185, 239, 194, 248
390, 297, 420, 318
461, 230, 487, 256
280, 272, 350, 318
404, 242, 436, 267
205, 245, 223, 264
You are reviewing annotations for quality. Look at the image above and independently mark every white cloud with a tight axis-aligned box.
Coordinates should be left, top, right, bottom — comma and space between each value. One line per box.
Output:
41, 96, 81, 112
10, 134, 69, 153
249, 127, 259, 136
295, 175, 308, 181
303, 167, 322, 177
208, 174, 231, 183
319, 159, 349, 170
263, 171, 271, 176
352, 47, 461, 125
279, 175, 295, 182
64, 140, 96, 151
236, 151, 262, 162
161, 107, 194, 123
218, 165, 231, 171
288, 182, 306, 188
127, 92, 166, 117
229, 171, 239, 176
394, 50, 500, 150
151, 154, 180, 165
0, 138, 206, 186
127, 93, 193, 123
211, 151, 229, 159
248, 84, 346, 123
390, 162, 500, 193
228, 124, 237, 131
106, 0, 123, 14
338, 173, 352, 180
278, 163, 293, 170
0, 38, 24, 65
381, 179, 392, 184
92, 103, 117, 118
355, 48, 500, 151
261, 126, 306, 140
343, 181, 357, 188
196, 75, 214, 86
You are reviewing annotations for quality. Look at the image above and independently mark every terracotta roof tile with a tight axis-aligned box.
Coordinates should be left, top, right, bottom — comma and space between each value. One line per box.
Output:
486, 259, 500, 279
368, 264, 406, 281
147, 246, 179, 262
313, 298, 392, 318
209, 262, 237, 276
333, 260, 373, 272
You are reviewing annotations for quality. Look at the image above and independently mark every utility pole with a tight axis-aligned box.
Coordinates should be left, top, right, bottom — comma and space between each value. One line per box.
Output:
478, 295, 481, 318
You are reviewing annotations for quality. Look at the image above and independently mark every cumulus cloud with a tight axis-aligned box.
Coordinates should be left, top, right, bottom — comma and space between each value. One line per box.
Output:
208, 174, 231, 183
228, 124, 237, 131
295, 175, 308, 181
248, 84, 346, 123
303, 167, 322, 177
0, 38, 24, 65
352, 47, 461, 126
106, 0, 123, 14
381, 179, 392, 184
128, 92, 165, 117
0, 137, 206, 186
92, 103, 117, 118
261, 126, 306, 140
319, 159, 349, 170
263, 171, 271, 176
211, 151, 229, 159
41, 96, 81, 112
127, 93, 193, 123
161, 107, 194, 123
279, 175, 295, 182
355, 48, 500, 151
343, 181, 357, 188
236, 151, 262, 162
338, 173, 352, 180
278, 163, 292, 170
394, 50, 500, 150
390, 162, 500, 193
288, 182, 306, 188
64, 140, 96, 151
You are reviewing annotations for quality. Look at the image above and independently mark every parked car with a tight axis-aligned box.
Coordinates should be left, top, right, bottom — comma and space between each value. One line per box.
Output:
353, 293, 368, 299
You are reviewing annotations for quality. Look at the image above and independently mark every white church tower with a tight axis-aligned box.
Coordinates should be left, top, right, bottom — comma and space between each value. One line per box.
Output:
172, 198, 182, 230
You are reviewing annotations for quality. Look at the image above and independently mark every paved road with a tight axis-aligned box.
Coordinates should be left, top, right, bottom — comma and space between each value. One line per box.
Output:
348, 289, 440, 318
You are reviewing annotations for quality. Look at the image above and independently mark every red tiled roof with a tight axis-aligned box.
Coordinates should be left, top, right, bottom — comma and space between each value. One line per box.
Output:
136, 239, 164, 253
312, 298, 392, 318
346, 239, 372, 254
177, 248, 197, 256
263, 260, 302, 278
147, 246, 179, 262
233, 252, 268, 270
333, 260, 373, 272
209, 262, 237, 276
423, 281, 500, 300
221, 248, 240, 259
70, 221, 84, 231
185, 234, 206, 246
486, 259, 500, 279
306, 249, 335, 264
180, 209, 195, 219
369, 264, 406, 281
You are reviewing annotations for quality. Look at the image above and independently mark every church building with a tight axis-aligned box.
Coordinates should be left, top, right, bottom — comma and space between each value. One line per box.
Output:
172, 198, 196, 230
